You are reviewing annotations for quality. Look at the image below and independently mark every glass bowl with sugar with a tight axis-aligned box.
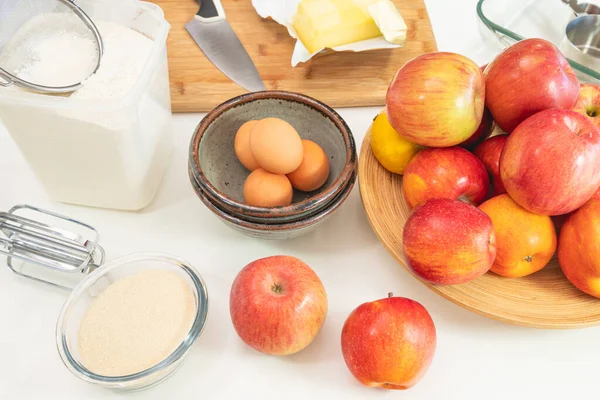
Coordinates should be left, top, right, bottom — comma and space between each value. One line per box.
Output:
55, 252, 209, 391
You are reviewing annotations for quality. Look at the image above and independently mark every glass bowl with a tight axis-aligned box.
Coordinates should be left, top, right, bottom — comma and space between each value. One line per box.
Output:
476, 0, 600, 83
55, 252, 209, 391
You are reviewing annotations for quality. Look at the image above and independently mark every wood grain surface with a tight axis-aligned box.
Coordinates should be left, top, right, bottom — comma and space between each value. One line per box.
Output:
358, 119, 600, 329
150, 0, 437, 113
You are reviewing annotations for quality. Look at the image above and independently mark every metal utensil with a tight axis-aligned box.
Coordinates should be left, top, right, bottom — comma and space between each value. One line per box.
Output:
0, 205, 104, 290
559, 14, 600, 72
0, 0, 104, 94
185, 0, 265, 92
561, 0, 600, 16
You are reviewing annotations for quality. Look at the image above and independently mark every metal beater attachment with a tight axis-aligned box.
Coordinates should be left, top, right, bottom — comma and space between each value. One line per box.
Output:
0, 205, 104, 290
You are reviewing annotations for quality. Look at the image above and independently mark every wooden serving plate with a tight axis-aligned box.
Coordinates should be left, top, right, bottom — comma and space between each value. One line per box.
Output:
358, 122, 600, 329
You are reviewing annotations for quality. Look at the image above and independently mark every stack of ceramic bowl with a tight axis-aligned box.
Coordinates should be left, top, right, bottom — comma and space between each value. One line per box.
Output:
188, 91, 358, 240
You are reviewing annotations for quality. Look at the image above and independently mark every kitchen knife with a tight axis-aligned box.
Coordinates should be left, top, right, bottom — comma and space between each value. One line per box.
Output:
185, 0, 265, 92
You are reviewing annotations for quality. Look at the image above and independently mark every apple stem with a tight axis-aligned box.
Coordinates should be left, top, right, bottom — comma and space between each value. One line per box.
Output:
272, 284, 283, 294
388, 292, 394, 298
523, 255, 533, 262
458, 195, 473, 205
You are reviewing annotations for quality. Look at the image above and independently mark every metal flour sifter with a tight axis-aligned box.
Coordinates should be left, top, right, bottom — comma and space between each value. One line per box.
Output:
0, 0, 104, 94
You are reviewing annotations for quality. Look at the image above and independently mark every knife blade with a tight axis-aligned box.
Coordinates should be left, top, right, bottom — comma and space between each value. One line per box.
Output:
185, 0, 265, 92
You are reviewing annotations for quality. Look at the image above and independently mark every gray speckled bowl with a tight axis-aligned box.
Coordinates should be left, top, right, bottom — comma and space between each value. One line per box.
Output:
189, 167, 356, 240
189, 91, 357, 224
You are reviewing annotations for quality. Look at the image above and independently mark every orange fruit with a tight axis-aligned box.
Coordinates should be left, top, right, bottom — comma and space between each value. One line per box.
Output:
478, 194, 557, 278
558, 199, 600, 298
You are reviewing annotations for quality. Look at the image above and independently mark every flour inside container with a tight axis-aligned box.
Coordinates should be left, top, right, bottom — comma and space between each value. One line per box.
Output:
74, 21, 155, 100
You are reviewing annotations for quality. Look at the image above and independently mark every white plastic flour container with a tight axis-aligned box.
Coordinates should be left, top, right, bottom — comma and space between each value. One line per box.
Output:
0, 0, 173, 211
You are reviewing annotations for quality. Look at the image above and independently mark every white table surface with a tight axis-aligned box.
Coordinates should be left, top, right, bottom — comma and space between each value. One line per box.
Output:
1, 1, 597, 399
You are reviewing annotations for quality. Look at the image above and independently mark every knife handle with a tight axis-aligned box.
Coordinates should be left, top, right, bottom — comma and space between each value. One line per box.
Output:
196, 0, 226, 22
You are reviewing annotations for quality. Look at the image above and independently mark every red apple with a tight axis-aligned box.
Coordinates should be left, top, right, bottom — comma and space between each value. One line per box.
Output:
402, 147, 489, 209
473, 134, 509, 198
558, 200, 600, 298
459, 64, 496, 150
229, 255, 328, 355
341, 293, 436, 390
572, 84, 600, 127
459, 106, 495, 150
402, 198, 497, 285
386, 52, 485, 147
484, 38, 580, 133
500, 109, 600, 216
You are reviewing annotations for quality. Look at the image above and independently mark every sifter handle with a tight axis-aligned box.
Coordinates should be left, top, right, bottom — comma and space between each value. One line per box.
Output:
0, 68, 14, 87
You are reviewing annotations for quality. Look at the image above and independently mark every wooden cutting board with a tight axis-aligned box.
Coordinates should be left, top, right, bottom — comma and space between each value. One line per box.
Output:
151, 0, 437, 113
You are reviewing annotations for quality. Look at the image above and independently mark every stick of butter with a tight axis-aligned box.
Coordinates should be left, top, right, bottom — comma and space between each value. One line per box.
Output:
368, 1, 408, 44
292, 0, 407, 54
251, 0, 407, 66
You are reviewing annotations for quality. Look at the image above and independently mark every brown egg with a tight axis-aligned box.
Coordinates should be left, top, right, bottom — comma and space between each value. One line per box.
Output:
234, 120, 260, 171
249, 118, 304, 175
243, 168, 293, 207
287, 140, 330, 192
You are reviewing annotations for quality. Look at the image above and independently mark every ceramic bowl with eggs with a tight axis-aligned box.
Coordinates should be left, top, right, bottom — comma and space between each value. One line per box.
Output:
188, 91, 357, 239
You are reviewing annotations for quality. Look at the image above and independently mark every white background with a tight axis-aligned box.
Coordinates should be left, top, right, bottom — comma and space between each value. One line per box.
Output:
1, 0, 597, 399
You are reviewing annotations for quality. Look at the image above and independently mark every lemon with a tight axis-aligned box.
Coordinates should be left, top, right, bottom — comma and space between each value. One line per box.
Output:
370, 111, 423, 175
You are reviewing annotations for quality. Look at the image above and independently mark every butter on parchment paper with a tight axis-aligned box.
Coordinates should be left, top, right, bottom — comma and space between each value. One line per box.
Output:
251, 0, 408, 66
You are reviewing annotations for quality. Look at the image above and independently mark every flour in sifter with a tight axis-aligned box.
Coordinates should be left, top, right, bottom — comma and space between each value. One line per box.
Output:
0, 13, 98, 88
0, 13, 154, 97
